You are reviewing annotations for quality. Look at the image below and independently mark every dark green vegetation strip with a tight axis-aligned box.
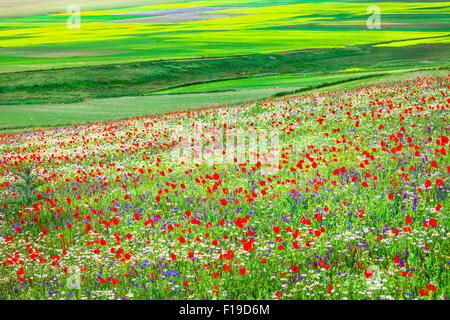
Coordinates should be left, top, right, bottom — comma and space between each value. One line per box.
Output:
0, 42, 449, 105
271, 73, 391, 97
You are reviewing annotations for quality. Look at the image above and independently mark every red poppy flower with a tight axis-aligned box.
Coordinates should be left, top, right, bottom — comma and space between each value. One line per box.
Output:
405, 215, 412, 224
427, 284, 437, 291
418, 289, 429, 296
17, 268, 24, 276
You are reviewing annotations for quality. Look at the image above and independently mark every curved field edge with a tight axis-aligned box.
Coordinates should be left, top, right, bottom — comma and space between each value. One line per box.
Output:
0, 69, 445, 134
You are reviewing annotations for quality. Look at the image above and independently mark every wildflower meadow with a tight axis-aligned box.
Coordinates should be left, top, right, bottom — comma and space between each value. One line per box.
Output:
0, 75, 448, 300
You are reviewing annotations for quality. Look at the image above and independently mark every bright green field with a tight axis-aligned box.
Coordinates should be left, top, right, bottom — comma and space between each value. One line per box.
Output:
155, 71, 382, 94
0, 0, 449, 72
0, 88, 288, 131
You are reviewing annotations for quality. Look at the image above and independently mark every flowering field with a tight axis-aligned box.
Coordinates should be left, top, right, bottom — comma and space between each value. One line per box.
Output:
0, 75, 448, 300
1, 0, 448, 72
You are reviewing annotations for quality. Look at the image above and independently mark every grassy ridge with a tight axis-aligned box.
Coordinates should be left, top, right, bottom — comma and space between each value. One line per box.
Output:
1, 69, 447, 133
0, 43, 449, 105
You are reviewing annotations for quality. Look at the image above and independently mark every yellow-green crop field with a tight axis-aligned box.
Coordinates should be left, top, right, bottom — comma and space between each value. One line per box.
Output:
0, 0, 449, 72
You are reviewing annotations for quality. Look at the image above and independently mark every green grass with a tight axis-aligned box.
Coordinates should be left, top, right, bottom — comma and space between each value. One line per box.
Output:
0, 88, 286, 131
154, 72, 385, 94
301, 69, 450, 94
0, 42, 449, 105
